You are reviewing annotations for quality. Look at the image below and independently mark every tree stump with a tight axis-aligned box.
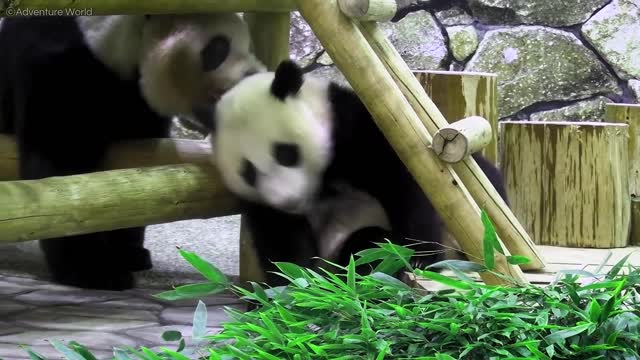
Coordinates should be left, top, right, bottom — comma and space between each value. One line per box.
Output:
500, 121, 630, 248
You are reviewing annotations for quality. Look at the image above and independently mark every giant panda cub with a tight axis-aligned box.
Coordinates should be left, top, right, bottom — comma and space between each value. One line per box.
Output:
0, 14, 265, 290
207, 60, 510, 286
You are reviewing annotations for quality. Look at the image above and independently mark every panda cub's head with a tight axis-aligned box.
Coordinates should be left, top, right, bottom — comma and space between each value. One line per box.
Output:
210, 60, 335, 214
138, 14, 266, 124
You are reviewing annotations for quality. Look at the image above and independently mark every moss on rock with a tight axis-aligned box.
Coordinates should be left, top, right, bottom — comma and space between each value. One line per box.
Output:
465, 26, 620, 118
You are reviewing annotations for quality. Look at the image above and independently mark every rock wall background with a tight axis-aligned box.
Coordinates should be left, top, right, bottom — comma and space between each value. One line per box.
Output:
293, 0, 640, 123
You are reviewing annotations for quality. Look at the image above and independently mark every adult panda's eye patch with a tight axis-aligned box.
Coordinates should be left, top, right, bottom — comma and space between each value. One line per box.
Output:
241, 158, 258, 187
201, 35, 231, 71
273, 142, 300, 167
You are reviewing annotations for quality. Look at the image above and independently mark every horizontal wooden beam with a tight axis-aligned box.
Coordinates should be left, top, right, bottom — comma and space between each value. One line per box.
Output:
0, 163, 240, 243
0, 135, 216, 180
0, 135, 242, 243
0, 0, 295, 16
337, 0, 413, 21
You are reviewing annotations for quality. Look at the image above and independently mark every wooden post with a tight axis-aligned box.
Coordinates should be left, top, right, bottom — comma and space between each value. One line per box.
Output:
355, 21, 544, 270
0, 164, 240, 243
414, 70, 499, 165
0, 134, 18, 181
241, 11, 292, 284
500, 121, 630, 248
244, 12, 291, 70
294, 0, 528, 285
1, 0, 295, 15
605, 103, 640, 245
432, 116, 493, 164
337, 0, 413, 21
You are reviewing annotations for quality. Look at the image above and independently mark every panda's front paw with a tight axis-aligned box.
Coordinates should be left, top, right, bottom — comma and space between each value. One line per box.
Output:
50, 268, 135, 291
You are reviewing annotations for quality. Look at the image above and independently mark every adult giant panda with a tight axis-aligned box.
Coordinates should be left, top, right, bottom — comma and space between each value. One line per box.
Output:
0, 14, 265, 290
206, 60, 509, 286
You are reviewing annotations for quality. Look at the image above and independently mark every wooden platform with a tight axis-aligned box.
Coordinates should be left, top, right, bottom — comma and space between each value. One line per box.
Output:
414, 245, 640, 291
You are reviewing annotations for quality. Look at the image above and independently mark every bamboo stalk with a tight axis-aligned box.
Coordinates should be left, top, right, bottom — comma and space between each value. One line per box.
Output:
241, 11, 292, 284
432, 116, 493, 163
414, 70, 499, 165
0, 0, 295, 16
0, 164, 240, 243
500, 121, 630, 248
337, 0, 412, 21
294, 0, 527, 285
355, 20, 544, 270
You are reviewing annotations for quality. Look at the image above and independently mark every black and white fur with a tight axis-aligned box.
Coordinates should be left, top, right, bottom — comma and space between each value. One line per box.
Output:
0, 14, 264, 290
207, 60, 510, 286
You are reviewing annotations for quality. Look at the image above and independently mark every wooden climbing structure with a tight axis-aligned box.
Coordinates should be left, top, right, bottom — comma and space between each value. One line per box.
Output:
0, 0, 547, 287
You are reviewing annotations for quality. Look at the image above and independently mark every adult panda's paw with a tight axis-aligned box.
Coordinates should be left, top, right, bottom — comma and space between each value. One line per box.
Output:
50, 268, 136, 291
120, 247, 153, 272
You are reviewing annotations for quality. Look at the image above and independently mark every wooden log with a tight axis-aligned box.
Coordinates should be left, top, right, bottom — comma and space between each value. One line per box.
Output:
242, 11, 292, 284
0, 134, 18, 181
605, 104, 640, 195
337, 0, 413, 21
0, 0, 295, 16
0, 136, 216, 180
500, 121, 630, 248
632, 197, 640, 246
0, 164, 240, 243
244, 12, 291, 71
355, 21, 544, 270
432, 116, 492, 163
414, 70, 499, 165
294, 0, 527, 285
605, 103, 640, 246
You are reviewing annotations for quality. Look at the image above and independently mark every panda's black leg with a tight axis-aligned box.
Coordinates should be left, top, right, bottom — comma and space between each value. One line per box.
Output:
107, 227, 153, 272
334, 227, 393, 276
19, 145, 138, 291
242, 203, 318, 288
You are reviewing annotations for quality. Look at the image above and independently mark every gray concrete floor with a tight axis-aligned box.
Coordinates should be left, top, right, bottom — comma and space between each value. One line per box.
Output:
0, 215, 242, 289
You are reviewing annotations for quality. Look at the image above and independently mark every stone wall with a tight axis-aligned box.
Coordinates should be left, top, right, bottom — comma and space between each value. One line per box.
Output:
292, 0, 640, 122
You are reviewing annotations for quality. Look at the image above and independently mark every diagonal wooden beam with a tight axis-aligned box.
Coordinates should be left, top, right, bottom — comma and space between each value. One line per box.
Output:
294, 0, 528, 285
356, 21, 544, 271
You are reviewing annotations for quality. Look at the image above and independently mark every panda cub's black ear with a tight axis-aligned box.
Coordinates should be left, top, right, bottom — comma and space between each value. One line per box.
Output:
270, 60, 304, 101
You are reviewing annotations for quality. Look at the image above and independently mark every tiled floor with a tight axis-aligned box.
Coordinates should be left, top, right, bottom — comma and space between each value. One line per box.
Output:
0, 273, 244, 360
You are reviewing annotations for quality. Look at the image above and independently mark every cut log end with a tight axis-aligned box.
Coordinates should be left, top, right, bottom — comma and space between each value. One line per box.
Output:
432, 116, 492, 163
338, 0, 399, 21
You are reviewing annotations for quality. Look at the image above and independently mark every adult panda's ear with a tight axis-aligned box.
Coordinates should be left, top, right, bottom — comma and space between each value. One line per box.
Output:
270, 60, 303, 101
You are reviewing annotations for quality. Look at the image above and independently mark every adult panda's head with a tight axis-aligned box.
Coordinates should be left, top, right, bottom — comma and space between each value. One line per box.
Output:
210, 60, 335, 214
138, 13, 266, 123
76, 14, 265, 123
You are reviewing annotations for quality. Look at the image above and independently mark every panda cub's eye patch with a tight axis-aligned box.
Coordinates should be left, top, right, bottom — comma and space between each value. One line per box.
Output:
273, 142, 300, 167
240, 159, 258, 187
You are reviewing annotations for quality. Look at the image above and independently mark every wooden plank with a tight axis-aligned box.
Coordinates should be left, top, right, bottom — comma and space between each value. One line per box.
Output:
414, 245, 640, 291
